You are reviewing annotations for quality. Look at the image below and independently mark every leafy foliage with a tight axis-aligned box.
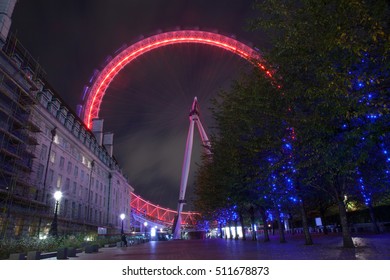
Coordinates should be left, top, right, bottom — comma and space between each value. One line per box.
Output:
194, 0, 389, 248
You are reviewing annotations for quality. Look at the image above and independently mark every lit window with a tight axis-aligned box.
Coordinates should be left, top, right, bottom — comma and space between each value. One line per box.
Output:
53, 134, 60, 144
57, 175, 62, 188
50, 151, 56, 163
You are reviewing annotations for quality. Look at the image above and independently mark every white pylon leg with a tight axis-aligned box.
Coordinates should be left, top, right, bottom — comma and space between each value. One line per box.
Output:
173, 97, 211, 239
195, 118, 212, 156
173, 115, 195, 239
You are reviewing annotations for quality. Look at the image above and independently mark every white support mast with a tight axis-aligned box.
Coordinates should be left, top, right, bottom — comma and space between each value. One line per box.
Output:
173, 97, 211, 239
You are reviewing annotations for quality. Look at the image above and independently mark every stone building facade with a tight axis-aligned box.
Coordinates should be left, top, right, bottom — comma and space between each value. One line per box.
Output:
0, 1, 134, 239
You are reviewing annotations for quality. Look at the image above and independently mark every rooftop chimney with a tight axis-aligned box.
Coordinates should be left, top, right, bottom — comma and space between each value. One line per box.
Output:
0, 0, 17, 44
103, 132, 114, 157
92, 118, 104, 146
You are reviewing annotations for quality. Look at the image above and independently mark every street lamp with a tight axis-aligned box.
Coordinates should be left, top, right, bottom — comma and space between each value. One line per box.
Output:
49, 190, 62, 237
144, 221, 148, 235
120, 213, 125, 234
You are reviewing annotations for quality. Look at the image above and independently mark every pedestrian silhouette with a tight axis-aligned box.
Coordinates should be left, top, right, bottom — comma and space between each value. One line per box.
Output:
121, 234, 128, 247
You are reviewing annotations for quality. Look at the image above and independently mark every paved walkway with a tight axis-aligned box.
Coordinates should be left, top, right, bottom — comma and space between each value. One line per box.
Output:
55, 233, 390, 260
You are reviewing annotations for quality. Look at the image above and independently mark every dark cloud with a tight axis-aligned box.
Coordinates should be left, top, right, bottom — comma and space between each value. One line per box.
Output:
11, 0, 266, 210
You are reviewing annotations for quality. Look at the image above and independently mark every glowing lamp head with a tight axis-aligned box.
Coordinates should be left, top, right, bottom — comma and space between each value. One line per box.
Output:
54, 191, 62, 201
144, 221, 148, 227
120, 213, 125, 220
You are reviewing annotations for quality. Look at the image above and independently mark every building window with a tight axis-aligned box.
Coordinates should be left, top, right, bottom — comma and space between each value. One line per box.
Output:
59, 156, 65, 169
67, 161, 72, 174
48, 169, 54, 184
74, 166, 78, 178
78, 204, 82, 219
64, 139, 70, 151
72, 182, 77, 195
13, 218, 23, 237
56, 175, 62, 188
54, 134, 60, 144
50, 151, 56, 163
71, 202, 76, 219
36, 163, 44, 182
64, 199, 68, 217
40, 144, 47, 161
64, 178, 70, 191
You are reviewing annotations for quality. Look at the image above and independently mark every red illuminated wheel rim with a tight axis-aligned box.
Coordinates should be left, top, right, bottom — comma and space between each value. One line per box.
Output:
81, 30, 273, 129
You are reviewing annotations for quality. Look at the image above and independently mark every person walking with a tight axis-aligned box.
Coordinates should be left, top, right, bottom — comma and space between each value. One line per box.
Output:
121, 234, 128, 247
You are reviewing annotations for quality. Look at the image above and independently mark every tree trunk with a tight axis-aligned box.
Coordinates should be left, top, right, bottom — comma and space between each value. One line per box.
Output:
228, 220, 233, 239
249, 206, 257, 241
275, 206, 286, 243
299, 198, 313, 245
337, 199, 355, 248
288, 213, 295, 235
234, 220, 239, 240
239, 212, 246, 240
259, 207, 269, 242
319, 206, 328, 235
368, 203, 380, 234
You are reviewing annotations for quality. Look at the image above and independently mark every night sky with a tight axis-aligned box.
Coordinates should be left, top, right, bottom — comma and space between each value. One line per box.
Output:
10, 0, 268, 210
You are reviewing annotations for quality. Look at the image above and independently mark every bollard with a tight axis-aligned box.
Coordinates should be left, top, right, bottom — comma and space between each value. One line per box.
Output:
85, 244, 99, 253
92, 244, 99, 252
57, 247, 68, 260
9, 253, 25, 260
67, 247, 76, 257
27, 251, 41, 260
85, 245, 94, 253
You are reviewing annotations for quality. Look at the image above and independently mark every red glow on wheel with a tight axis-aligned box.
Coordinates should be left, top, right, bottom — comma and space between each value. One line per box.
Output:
82, 30, 272, 129
130, 193, 200, 226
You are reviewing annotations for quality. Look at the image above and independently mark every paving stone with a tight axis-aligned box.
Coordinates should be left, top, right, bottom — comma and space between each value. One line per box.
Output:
50, 233, 390, 260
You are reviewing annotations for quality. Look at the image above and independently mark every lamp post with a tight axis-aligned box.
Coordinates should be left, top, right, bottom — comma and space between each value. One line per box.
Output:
120, 213, 125, 234
86, 160, 94, 223
49, 190, 62, 237
42, 127, 57, 203
37, 127, 56, 238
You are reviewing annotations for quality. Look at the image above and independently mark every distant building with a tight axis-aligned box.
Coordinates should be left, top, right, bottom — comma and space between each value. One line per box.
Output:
0, 0, 134, 239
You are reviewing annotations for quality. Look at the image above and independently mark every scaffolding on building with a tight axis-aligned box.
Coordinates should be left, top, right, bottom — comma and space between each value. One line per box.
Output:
0, 33, 45, 239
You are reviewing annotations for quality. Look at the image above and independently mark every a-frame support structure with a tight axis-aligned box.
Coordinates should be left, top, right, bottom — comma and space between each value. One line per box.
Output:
172, 97, 211, 239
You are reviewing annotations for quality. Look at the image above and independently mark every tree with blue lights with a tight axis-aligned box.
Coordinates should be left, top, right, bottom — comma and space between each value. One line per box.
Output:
195, 70, 306, 243
344, 49, 390, 233
252, 0, 389, 247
